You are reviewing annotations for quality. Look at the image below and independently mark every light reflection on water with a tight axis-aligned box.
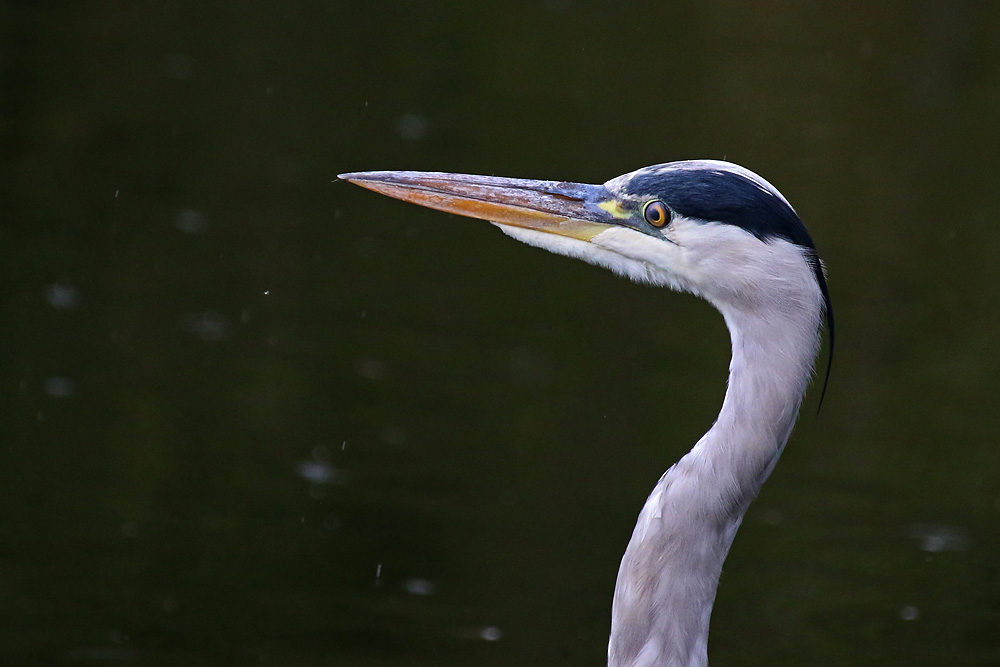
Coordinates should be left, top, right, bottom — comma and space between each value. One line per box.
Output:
906, 523, 971, 553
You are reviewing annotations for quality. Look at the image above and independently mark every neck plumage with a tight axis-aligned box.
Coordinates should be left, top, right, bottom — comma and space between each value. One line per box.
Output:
608, 304, 821, 667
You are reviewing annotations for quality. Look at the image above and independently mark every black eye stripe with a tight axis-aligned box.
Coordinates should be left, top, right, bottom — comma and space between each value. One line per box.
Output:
643, 200, 671, 227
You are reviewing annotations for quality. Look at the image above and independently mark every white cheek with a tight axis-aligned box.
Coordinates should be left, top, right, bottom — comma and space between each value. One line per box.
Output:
494, 219, 818, 320
495, 223, 695, 292
493, 223, 611, 266
589, 227, 692, 291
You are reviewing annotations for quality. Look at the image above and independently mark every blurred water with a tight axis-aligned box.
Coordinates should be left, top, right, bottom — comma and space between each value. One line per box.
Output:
3, 2, 1000, 666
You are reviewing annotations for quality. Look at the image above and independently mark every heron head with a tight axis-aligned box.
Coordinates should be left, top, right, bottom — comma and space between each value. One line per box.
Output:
340, 159, 833, 403
339, 160, 829, 318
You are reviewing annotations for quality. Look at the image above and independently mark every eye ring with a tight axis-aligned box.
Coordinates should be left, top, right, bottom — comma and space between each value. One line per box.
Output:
643, 200, 671, 228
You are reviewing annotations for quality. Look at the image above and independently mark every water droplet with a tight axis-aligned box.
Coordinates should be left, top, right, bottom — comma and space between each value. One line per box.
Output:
380, 426, 406, 445
43, 376, 75, 398
396, 113, 429, 142
179, 311, 231, 341
402, 578, 436, 596
175, 209, 208, 234
295, 461, 342, 485
907, 523, 970, 552
46, 283, 79, 309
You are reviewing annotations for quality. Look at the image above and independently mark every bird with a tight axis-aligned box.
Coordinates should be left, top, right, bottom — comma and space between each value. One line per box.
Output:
339, 160, 832, 667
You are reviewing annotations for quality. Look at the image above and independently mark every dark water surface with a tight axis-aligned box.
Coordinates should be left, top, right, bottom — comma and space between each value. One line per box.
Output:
4, 2, 1000, 665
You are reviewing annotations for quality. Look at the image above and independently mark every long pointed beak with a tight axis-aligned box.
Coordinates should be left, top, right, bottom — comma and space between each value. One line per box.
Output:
338, 170, 624, 242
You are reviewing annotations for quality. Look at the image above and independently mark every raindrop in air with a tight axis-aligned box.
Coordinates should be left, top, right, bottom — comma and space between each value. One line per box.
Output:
45, 283, 79, 309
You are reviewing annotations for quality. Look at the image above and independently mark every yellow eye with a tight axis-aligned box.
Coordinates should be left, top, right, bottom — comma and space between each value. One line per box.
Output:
643, 200, 670, 228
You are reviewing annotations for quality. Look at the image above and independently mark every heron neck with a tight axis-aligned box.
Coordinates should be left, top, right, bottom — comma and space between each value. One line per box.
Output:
709, 305, 820, 494
608, 305, 820, 667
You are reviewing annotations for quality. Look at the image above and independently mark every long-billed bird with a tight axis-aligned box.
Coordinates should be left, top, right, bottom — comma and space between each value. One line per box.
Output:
339, 160, 832, 667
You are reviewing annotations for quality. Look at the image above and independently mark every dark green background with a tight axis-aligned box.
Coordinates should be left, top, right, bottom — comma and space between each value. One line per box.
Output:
3, 2, 999, 665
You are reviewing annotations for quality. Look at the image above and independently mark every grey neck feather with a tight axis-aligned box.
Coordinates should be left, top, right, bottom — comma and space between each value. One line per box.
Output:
608, 304, 820, 667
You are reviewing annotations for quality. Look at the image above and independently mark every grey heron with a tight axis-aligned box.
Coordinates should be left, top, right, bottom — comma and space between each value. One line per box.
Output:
339, 160, 832, 667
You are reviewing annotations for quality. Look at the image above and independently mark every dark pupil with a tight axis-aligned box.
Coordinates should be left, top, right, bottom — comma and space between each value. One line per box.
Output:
646, 201, 666, 226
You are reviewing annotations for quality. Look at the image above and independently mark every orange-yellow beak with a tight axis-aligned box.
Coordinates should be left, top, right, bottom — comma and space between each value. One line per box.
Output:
338, 170, 626, 242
